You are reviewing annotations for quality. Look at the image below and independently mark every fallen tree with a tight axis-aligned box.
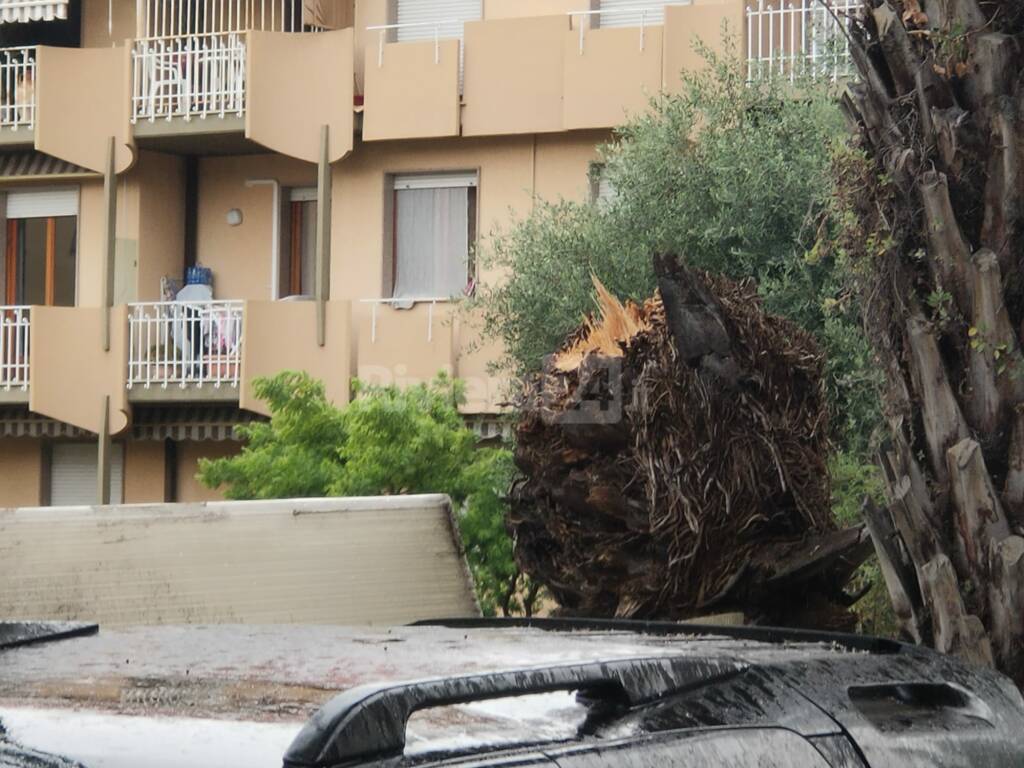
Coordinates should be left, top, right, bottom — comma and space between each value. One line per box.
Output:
510, 256, 871, 629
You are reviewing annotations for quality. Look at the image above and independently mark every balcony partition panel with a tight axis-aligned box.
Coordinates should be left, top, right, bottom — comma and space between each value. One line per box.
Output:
239, 299, 351, 416
662, 0, 744, 93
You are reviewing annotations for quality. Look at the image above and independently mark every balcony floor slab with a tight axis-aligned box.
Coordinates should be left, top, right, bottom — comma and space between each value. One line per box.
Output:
127, 383, 240, 404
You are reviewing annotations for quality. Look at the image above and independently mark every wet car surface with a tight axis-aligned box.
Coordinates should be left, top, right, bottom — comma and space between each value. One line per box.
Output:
1, 619, 1022, 767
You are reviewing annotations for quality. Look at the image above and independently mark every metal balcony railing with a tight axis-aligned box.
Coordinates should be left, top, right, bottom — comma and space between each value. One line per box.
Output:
131, 0, 316, 123
0, 47, 36, 131
131, 32, 247, 122
127, 301, 243, 390
745, 0, 859, 82
0, 306, 30, 391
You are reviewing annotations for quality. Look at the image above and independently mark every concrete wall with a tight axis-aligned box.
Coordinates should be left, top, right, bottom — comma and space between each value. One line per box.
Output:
81, 0, 137, 48
136, 152, 186, 302
0, 439, 42, 508
0, 495, 478, 625
196, 154, 317, 300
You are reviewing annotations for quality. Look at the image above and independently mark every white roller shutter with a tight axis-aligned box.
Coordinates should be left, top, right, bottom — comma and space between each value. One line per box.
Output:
598, 0, 667, 28
396, 0, 481, 42
393, 171, 477, 190
6, 187, 78, 219
50, 443, 124, 506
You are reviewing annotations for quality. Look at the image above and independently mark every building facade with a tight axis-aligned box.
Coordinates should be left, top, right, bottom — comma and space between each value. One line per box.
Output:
0, 0, 847, 506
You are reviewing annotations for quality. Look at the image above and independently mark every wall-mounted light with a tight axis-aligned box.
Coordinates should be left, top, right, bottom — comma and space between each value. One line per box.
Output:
226, 208, 243, 227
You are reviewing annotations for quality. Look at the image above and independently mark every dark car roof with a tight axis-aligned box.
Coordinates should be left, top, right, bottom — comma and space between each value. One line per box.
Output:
2, 620, 1024, 768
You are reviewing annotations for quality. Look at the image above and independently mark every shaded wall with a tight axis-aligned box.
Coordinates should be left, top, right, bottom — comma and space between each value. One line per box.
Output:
0, 439, 41, 508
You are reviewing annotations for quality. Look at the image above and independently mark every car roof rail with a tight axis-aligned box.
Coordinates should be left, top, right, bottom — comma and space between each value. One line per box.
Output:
282, 654, 747, 768
410, 617, 905, 655
0, 621, 98, 651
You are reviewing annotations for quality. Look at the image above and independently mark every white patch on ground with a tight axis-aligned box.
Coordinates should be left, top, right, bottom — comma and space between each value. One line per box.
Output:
1, 706, 302, 768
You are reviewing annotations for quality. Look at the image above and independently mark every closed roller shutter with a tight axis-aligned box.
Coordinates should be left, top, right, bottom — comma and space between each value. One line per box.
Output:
599, 0, 667, 28
6, 187, 78, 219
396, 0, 481, 41
50, 443, 124, 506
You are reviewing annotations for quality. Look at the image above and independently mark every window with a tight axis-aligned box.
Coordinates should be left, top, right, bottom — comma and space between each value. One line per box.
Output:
589, 163, 617, 206
597, 0, 667, 28
279, 186, 317, 299
394, 0, 481, 42
3, 187, 77, 307
390, 172, 477, 300
48, 442, 124, 506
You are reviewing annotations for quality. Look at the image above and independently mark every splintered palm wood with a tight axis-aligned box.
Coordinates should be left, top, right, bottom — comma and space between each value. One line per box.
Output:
511, 257, 869, 628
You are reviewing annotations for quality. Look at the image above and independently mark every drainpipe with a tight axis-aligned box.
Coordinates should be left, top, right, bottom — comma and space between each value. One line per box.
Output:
315, 125, 332, 347
245, 178, 281, 299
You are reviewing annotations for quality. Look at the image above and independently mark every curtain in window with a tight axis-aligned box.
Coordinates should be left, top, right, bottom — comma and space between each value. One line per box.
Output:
394, 186, 468, 300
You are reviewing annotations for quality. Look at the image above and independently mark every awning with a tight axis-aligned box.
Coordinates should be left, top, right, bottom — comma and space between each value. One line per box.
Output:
0, 407, 86, 438
0, 151, 97, 182
131, 405, 265, 442
0, 0, 68, 24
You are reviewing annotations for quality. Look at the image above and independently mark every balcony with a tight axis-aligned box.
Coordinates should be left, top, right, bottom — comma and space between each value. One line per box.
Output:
126, 300, 243, 401
0, 306, 30, 400
745, 0, 857, 82
0, 46, 36, 142
131, 32, 247, 124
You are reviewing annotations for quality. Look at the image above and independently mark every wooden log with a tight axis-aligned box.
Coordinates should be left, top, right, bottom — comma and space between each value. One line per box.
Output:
863, 497, 926, 643
920, 554, 994, 666
905, 312, 971, 480
981, 108, 1020, 268
920, 171, 974, 316
988, 535, 1024, 678
946, 438, 1012, 579
966, 249, 1024, 438
1002, 407, 1024, 527
872, 2, 920, 95
930, 106, 973, 178
964, 34, 1019, 112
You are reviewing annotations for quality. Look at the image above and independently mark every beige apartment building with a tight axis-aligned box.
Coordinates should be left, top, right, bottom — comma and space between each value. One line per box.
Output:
0, 0, 849, 506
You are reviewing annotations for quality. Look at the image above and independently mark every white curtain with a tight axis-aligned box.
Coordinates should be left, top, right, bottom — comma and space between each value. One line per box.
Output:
0, 0, 68, 24
393, 187, 468, 300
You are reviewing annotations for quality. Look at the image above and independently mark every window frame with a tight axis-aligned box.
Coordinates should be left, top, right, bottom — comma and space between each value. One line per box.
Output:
386, 170, 479, 302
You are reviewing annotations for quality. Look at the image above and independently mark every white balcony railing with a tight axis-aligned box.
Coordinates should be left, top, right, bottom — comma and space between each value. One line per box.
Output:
127, 301, 243, 391
746, 0, 858, 82
132, 32, 247, 122
0, 306, 30, 391
0, 46, 36, 131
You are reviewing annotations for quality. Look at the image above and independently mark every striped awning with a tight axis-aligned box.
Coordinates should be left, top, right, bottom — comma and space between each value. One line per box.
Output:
0, 151, 97, 181
0, 407, 86, 438
131, 405, 265, 442
0, 0, 68, 23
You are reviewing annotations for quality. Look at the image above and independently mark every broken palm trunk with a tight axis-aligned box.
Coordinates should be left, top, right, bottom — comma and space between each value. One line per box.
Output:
838, 0, 1024, 686
510, 257, 871, 629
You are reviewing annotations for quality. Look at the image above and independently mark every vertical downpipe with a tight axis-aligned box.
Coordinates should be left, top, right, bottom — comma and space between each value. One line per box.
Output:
315, 125, 332, 347
97, 395, 111, 505
102, 136, 116, 352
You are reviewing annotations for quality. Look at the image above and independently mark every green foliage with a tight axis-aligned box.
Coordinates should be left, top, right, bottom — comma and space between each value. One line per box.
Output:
198, 371, 535, 616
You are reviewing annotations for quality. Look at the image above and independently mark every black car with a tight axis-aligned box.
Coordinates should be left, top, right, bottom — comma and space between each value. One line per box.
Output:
2, 618, 1023, 767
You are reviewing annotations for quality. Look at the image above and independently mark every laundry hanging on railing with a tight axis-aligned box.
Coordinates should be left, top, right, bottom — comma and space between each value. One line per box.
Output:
0, 0, 68, 24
